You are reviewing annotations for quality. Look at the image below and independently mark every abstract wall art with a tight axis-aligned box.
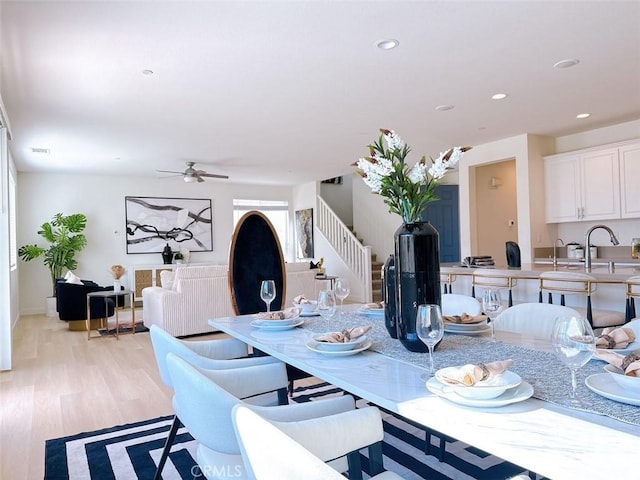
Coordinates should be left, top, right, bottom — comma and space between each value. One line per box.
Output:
295, 208, 314, 259
125, 196, 213, 254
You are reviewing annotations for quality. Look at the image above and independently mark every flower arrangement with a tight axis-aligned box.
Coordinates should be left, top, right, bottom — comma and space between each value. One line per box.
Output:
355, 129, 471, 223
110, 264, 126, 280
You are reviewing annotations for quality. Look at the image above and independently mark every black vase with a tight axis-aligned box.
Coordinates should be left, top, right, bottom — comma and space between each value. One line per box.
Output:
382, 254, 397, 339
162, 243, 173, 265
394, 221, 442, 353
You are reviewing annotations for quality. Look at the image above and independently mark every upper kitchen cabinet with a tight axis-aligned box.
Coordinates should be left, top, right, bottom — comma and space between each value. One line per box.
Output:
620, 142, 640, 219
544, 147, 620, 223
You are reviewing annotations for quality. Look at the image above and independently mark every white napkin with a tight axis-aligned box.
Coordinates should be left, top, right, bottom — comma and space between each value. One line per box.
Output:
437, 359, 513, 386
315, 325, 372, 343
254, 307, 301, 320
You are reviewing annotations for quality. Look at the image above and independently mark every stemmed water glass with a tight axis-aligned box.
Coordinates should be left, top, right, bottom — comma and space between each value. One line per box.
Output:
416, 304, 445, 378
551, 315, 596, 408
317, 290, 337, 331
260, 280, 276, 312
334, 278, 350, 315
482, 289, 503, 341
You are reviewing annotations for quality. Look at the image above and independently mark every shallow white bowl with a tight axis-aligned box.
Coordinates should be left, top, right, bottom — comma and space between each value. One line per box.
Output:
294, 301, 317, 315
311, 334, 368, 351
604, 364, 640, 392
436, 367, 522, 400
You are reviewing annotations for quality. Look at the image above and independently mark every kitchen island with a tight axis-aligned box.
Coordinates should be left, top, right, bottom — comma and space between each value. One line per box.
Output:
440, 262, 639, 317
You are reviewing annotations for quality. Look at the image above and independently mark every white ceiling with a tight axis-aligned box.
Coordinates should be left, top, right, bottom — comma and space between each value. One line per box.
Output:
2, 1, 640, 186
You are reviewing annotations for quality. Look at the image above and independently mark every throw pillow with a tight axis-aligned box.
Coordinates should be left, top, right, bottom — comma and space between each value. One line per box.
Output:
65, 272, 83, 285
160, 270, 176, 290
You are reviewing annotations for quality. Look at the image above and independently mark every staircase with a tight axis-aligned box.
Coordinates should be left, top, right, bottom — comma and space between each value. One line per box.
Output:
350, 227, 383, 302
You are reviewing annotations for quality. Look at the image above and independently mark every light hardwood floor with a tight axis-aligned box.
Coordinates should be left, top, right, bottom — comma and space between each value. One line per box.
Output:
1, 313, 276, 480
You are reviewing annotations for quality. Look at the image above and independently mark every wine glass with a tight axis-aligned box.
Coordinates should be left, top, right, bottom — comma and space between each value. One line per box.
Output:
260, 280, 276, 312
482, 289, 503, 341
334, 278, 350, 314
416, 304, 444, 378
551, 315, 596, 408
317, 290, 337, 331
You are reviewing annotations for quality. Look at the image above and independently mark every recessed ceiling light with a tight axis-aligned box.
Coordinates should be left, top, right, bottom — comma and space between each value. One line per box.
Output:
576, 113, 591, 119
492, 93, 508, 100
142, 69, 154, 75
31, 147, 50, 154
554, 59, 580, 69
435, 104, 454, 111
376, 39, 399, 50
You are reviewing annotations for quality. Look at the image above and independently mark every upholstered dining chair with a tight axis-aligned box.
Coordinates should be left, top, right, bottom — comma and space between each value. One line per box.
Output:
166, 353, 358, 480
228, 210, 310, 394
232, 404, 404, 480
494, 303, 581, 339
441, 293, 482, 317
149, 325, 288, 480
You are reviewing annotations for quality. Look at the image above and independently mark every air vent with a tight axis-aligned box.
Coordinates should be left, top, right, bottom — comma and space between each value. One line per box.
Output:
31, 147, 50, 154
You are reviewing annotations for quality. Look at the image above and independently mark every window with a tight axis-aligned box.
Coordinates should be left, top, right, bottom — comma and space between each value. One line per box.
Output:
233, 199, 291, 261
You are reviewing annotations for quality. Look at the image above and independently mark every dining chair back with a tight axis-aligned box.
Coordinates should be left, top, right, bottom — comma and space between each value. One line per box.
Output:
495, 303, 581, 339
441, 293, 482, 316
625, 276, 640, 322
149, 325, 288, 480
440, 272, 457, 294
228, 210, 286, 315
232, 405, 402, 480
166, 353, 357, 480
538, 271, 625, 329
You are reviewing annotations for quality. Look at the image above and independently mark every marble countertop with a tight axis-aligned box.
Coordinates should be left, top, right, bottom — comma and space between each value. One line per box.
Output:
441, 262, 640, 281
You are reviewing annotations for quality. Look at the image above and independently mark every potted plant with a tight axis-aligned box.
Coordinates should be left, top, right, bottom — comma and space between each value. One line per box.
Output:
174, 252, 184, 264
18, 213, 88, 314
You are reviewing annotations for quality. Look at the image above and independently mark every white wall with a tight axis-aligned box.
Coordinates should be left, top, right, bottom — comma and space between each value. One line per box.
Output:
320, 175, 353, 226
18, 172, 294, 315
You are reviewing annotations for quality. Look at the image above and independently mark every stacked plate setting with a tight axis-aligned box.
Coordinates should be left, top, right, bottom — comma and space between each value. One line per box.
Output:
426, 366, 533, 407
306, 333, 371, 356
250, 308, 303, 330
358, 306, 384, 319
443, 319, 491, 336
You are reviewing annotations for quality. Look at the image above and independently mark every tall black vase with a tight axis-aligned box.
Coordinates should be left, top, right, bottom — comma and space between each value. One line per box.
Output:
394, 221, 442, 353
162, 243, 173, 265
382, 254, 397, 339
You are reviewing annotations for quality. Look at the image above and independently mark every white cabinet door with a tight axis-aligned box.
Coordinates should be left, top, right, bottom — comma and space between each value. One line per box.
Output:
545, 154, 581, 223
580, 148, 620, 221
620, 142, 640, 219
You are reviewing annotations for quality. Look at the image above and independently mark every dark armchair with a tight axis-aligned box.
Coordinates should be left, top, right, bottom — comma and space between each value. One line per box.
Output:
56, 279, 123, 330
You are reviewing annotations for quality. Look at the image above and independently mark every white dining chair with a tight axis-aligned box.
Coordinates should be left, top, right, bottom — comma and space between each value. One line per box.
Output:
495, 303, 581, 339
166, 353, 358, 480
441, 293, 482, 317
149, 325, 288, 480
232, 404, 404, 480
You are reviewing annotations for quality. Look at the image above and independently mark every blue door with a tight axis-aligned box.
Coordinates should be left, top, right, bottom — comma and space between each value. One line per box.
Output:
422, 185, 460, 262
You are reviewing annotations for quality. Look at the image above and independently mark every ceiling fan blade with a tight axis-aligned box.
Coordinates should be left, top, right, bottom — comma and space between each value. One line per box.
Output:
199, 172, 229, 179
156, 169, 184, 175
197, 175, 205, 183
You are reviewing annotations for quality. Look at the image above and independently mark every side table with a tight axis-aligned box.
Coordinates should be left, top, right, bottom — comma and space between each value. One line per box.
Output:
86, 289, 136, 340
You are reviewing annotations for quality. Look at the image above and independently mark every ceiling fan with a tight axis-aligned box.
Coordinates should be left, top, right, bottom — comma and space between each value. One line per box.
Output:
157, 161, 229, 183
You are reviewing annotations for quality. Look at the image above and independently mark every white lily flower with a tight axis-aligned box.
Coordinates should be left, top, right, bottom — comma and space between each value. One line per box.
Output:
384, 130, 405, 152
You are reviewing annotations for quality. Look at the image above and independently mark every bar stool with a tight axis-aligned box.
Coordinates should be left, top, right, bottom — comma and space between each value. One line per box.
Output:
625, 276, 640, 322
538, 271, 625, 329
471, 270, 517, 307
440, 272, 457, 294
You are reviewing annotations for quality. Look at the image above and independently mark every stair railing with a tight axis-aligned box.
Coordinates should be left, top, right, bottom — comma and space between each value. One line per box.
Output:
316, 195, 372, 302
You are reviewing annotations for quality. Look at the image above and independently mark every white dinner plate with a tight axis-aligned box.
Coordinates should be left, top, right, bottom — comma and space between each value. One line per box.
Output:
310, 334, 369, 352
610, 342, 640, 355
306, 340, 372, 356
444, 324, 491, 336
250, 318, 304, 330
443, 321, 488, 332
299, 312, 320, 317
585, 373, 640, 406
426, 377, 533, 407
358, 307, 384, 318
252, 311, 300, 324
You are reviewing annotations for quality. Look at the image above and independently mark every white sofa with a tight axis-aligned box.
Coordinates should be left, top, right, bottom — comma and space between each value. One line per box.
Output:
142, 263, 318, 337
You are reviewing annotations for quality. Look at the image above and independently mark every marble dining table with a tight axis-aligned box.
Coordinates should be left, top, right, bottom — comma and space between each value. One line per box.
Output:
208, 304, 640, 480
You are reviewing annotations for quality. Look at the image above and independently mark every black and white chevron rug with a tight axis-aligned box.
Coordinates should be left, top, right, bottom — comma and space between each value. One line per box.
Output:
44, 381, 533, 480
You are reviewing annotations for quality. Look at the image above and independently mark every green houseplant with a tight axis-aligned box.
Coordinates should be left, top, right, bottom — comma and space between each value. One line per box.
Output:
18, 212, 88, 297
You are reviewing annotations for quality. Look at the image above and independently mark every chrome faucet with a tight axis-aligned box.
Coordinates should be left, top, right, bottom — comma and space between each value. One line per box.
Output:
584, 224, 619, 272
553, 238, 564, 267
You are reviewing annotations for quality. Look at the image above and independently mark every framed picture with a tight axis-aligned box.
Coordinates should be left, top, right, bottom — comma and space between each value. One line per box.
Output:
125, 196, 213, 254
295, 208, 314, 259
